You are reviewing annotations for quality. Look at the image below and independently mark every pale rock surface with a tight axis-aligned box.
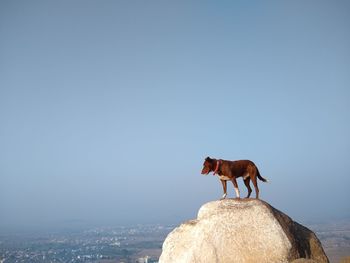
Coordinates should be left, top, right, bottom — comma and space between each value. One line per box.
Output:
159, 199, 328, 263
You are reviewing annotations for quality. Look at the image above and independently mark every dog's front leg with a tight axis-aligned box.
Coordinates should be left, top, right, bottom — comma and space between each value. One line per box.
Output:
231, 178, 240, 198
220, 180, 227, 199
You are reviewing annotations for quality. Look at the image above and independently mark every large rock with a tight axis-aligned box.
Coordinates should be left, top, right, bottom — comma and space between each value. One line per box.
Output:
159, 199, 329, 263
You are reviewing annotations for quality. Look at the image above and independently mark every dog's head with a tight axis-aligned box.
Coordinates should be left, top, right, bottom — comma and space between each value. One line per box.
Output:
201, 156, 215, 175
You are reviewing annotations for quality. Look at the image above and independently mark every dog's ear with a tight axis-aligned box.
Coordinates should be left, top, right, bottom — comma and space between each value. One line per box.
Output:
205, 156, 210, 161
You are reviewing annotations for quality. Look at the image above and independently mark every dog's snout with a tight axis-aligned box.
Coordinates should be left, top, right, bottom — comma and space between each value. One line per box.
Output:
201, 167, 209, 175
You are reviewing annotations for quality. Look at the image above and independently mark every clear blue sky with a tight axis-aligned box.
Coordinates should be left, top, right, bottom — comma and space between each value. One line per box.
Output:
1, 1, 349, 231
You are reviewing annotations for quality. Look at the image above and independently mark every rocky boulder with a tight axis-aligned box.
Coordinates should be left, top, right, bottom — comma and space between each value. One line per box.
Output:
159, 199, 328, 263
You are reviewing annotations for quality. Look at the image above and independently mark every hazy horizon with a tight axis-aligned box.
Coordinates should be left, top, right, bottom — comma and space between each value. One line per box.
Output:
1, 1, 350, 232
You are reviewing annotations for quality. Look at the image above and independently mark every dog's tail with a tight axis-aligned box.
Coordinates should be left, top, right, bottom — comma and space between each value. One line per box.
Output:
257, 168, 269, 183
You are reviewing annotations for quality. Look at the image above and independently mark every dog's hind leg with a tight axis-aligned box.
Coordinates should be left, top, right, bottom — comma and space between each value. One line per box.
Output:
220, 180, 227, 199
251, 176, 260, 199
248, 164, 260, 199
243, 178, 252, 198
231, 178, 240, 198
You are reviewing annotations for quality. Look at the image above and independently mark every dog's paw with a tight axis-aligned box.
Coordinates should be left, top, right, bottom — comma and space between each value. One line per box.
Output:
220, 193, 227, 200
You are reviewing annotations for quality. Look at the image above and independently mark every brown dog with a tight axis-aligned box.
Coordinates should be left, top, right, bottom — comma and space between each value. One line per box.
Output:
201, 157, 268, 199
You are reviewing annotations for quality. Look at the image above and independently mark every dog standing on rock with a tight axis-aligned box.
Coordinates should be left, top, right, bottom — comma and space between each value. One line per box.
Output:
201, 157, 268, 199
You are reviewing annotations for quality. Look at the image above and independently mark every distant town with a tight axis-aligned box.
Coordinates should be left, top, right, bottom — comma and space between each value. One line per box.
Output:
0, 221, 349, 263
0, 224, 173, 263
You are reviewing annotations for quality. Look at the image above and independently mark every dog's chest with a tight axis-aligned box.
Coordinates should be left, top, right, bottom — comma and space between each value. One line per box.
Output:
217, 175, 231, 181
